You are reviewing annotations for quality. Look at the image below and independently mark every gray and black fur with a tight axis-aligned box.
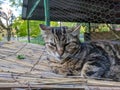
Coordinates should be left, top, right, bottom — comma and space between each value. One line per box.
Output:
40, 24, 120, 81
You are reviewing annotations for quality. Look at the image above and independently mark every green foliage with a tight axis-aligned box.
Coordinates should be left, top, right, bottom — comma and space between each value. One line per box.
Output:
0, 35, 2, 41
17, 54, 25, 59
98, 24, 110, 32
80, 25, 86, 33
29, 20, 44, 38
61, 22, 77, 27
13, 18, 60, 38
13, 17, 27, 37
90, 24, 110, 32
13, 18, 45, 37
50, 21, 59, 27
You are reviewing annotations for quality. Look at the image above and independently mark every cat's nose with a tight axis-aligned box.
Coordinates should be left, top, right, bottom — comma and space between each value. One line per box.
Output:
57, 48, 64, 56
58, 56, 63, 59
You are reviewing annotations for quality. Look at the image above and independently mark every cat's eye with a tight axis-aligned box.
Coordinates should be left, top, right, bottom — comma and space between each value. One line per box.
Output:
65, 42, 77, 47
65, 43, 70, 46
50, 43, 56, 47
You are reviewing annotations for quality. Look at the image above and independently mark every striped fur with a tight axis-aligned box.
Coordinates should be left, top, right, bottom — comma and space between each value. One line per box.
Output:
40, 24, 120, 81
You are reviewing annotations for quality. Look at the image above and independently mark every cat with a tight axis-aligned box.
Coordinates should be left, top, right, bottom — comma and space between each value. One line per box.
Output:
40, 24, 120, 81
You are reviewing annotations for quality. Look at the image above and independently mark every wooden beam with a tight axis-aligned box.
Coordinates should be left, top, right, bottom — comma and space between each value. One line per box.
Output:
27, 20, 30, 43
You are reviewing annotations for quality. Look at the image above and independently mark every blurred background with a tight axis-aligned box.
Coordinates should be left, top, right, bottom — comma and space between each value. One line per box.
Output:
0, 0, 120, 45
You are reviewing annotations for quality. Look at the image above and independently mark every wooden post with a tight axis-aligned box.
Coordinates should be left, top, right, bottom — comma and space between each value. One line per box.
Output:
27, 20, 30, 43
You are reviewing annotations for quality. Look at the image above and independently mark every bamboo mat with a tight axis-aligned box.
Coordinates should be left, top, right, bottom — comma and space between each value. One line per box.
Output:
0, 41, 120, 90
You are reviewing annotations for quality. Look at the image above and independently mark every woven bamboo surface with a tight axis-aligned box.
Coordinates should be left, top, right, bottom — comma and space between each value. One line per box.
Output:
0, 41, 120, 90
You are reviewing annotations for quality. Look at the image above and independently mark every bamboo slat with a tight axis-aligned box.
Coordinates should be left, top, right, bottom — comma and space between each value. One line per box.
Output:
0, 41, 119, 89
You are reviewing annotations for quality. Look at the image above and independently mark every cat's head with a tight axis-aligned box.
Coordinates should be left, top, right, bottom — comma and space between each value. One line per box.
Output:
40, 24, 80, 61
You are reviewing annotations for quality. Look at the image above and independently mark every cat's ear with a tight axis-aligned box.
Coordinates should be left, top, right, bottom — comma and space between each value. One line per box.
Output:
39, 24, 51, 31
71, 25, 80, 36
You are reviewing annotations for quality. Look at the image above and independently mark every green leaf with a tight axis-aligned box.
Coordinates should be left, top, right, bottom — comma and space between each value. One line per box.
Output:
17, 54, 25, 59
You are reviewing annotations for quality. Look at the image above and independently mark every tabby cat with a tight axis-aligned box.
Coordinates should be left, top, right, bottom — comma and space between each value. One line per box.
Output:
40, 24, 120, 81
